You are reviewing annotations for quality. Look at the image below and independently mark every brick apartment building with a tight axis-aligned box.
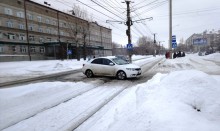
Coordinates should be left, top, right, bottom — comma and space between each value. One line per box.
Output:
0, 0, 112, 61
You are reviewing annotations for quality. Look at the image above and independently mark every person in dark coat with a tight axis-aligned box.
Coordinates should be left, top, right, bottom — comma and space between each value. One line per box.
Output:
173, 52, 177, 59
177, 51, 182, 57
182, 52, 185, 57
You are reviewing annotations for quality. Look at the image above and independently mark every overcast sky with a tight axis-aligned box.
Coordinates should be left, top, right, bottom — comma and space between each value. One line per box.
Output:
33, 0, 220, 48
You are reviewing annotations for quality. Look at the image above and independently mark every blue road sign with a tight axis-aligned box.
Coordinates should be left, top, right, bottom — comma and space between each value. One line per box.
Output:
127, 43, 133, 50
172, 35, 176, 43
67, 50, 72, 55
172, 42, 177, 48
172, 35, 177, 48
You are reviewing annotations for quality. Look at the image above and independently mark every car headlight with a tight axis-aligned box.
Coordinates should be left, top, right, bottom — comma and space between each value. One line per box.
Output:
126, 68, 135, 71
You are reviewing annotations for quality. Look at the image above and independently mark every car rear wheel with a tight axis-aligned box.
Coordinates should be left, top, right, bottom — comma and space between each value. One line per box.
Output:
85, 69, 93, 78
116, 71, 126, 80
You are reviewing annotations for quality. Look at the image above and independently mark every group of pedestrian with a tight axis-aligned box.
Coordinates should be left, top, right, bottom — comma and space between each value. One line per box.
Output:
165, 51, 185, 59
173, 51, 185, 59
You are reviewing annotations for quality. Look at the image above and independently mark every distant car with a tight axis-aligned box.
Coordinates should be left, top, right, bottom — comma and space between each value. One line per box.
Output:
82, 56, 141, 80
198, 52, 204, 56
116, 55, 129, 62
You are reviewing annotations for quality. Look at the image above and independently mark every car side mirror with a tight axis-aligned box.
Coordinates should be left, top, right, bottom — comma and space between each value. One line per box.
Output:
109, 62, 114, 66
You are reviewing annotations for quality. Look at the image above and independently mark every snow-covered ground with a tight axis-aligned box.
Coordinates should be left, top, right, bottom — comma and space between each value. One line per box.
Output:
0, 53, 220, 131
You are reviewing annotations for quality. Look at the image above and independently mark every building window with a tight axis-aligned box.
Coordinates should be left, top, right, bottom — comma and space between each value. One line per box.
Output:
17, 0, 22, 5
29, 35, 35, 41
12, 46, 16, 52
18, 24, 25, 29
6, 21, 13, 28
60, 23, 63, 27
20, 46, 26, 53
40, 47, 45, 53
37, 16, 42, 22
4, 8, 13, 15
17, 11, 24, 18
46, 28, 51, 34
39, 37, 44, 43
47, 37, 51, 42
30, 46, 36, 53
0, 46, 3, 53
29, 25, 34, 31
0, 32, 2, 38
8, 33, 15, 40
54, 30, 57, 35
38, 27, 43, 32
19, 34, 26, 40
45, 19, 50, 24
27, 14, 33, 20
60, 31, 64, 36
52, 21, 56, 25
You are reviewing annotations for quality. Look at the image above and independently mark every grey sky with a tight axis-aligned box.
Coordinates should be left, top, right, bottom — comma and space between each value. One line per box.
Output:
33, 0, 220, 48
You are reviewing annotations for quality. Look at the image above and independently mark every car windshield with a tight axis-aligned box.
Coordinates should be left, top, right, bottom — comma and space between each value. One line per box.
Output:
112, 58, 129, 65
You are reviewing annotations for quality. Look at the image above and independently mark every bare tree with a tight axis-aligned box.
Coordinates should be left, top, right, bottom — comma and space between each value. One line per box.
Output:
66, 4, 89, 20
136, 36, 155, 55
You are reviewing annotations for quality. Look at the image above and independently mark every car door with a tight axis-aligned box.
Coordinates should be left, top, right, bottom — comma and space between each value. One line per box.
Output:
90, 58, 103, 75
101, 58, 116, 76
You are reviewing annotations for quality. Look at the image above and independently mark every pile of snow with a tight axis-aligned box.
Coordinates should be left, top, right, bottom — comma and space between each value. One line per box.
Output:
0, 80, 103, 130
203, 53, 220, 62
77, 70, 220, 131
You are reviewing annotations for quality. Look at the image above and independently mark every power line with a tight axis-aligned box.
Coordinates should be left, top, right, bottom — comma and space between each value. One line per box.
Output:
90, 0, 125, 21
75, 0, 119, 21
156, 7, 220, 18
99, 0, 126, 19
133, 0, 160, 11
133, 0, 168, 18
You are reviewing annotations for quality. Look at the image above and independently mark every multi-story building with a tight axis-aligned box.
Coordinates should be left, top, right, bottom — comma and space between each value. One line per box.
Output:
185, 30, 220, 52
0, 0, 112, 61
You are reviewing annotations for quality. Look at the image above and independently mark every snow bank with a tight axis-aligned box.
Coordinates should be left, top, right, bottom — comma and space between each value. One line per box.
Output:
203, 53, 220, 62
77, 70, 220, 131
0, 80, 102, 130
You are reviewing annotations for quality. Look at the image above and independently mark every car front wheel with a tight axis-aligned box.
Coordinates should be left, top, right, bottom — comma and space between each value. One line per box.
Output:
116, 71, 126, 80
85, 69, 93, 78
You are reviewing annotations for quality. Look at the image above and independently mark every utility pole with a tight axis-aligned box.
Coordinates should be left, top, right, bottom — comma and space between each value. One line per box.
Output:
125, 0, 132, 63
107, 0, 152, 62
24, 0, 31, 61
169, 0, 172, 58
153, 33, 157, 56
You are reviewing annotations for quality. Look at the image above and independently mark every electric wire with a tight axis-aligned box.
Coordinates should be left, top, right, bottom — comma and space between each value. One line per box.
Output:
90, 0, 125, 21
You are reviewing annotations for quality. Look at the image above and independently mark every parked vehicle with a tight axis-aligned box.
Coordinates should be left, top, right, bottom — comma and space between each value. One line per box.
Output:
82, 56, 141, 80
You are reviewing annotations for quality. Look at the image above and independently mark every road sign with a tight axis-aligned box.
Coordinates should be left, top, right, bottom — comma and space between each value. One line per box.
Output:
172, 35, 176, 42
172, 42, 177, 48
172, 35, 177, 48
127, 43, 133, 50
67, 50, 72, 55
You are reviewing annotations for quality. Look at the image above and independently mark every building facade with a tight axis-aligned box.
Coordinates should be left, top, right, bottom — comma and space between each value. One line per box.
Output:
0, 0, 112, 61
185, 30, 220, 52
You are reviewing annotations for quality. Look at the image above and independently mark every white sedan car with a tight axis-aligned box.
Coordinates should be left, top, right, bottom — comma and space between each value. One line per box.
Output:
82, 56, 142, 80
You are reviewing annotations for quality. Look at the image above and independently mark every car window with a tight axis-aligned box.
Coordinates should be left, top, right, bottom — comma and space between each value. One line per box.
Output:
112, 58, 129, 65
91, 58, 102, 64
103, 58, 113, 65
